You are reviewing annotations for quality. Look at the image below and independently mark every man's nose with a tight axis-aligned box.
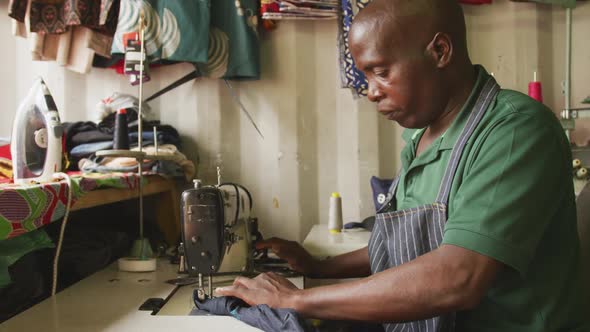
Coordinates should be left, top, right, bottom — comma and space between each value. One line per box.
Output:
367, 81, 384, 102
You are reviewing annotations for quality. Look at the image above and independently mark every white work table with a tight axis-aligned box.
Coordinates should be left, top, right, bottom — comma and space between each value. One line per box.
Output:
302, 224, 371, 288
303, 224, 371, 258
0, 260, 260, 332
158, 275, 303, 317
0, 225, 367, 332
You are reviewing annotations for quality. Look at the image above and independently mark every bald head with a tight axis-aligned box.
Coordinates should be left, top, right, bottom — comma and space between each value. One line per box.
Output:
347, 0, 476, 130
351, 0, 468, 63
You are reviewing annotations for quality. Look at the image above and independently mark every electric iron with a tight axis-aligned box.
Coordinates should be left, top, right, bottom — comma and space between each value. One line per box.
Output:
11, 78, 63, 184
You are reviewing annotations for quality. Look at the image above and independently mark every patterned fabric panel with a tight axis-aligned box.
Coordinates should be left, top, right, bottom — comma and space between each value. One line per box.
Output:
111, 0, 210, 63
0, 172, 146, 240
9, 0, 120, 35
7, 0, 28, 22
205, 0, 260, 80
338, 0, 371, 97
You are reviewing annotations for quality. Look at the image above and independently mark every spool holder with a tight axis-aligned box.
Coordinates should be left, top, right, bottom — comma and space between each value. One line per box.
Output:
560, 107, 590, 132
95, 12, 158, 265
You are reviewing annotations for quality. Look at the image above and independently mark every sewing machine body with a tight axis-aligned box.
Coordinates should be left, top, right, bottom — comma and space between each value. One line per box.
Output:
181, 181, 255, 277
178, 176, 269, 301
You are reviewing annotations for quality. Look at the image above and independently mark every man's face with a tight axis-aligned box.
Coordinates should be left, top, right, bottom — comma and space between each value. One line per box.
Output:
350, 26, 445, 129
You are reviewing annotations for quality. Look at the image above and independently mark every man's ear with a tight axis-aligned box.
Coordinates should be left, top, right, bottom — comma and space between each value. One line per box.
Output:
425, 32, 453, 68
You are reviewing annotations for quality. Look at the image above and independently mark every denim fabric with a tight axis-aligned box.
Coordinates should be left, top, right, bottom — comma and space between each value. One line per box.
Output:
70, 141, 114, 158
193, 295, 308, 332
151, 160, 184, 178
370, 176, 393, 212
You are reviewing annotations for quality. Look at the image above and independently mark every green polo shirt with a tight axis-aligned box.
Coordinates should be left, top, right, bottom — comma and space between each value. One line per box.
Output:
394, 66, 588, 331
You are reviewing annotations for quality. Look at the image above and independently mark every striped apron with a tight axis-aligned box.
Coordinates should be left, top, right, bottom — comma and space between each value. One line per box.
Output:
368, 77, 500, 332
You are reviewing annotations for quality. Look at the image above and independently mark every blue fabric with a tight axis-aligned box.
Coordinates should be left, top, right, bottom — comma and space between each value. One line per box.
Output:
193, 294, 308, 332
338, 0, 371, 97
150, 160, 184, 178
70, 140, 150, 158
70, 141, 114, 157
370, 176, 394, 211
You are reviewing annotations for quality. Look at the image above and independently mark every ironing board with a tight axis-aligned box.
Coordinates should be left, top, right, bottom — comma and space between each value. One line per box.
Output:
0, 172, 180, 243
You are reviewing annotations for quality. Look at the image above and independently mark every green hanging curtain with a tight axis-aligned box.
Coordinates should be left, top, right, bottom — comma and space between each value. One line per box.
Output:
195, 0, 261, 80
111, 0, 211, 64
110, 0, 260, 80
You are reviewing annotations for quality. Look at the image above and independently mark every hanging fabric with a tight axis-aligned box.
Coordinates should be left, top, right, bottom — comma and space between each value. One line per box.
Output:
8, 0, 120, 35
8, 0, 120, 74
338, 0, 371, 98
195, 0, 261, 80
110, 0, 210, 64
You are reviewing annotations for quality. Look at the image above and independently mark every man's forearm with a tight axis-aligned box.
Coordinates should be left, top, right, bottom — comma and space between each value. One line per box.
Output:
293, 245, 502, 322
313, 246, 371, 279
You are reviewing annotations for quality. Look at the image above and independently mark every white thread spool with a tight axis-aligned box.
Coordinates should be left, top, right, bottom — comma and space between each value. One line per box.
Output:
573, 159, 582, 169
117, 257, 156, 272
328, 192, 343, 234
576, 167, 588, 179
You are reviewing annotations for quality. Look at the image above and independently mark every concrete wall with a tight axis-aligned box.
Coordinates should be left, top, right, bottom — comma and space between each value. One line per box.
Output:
1, 0, 589, 241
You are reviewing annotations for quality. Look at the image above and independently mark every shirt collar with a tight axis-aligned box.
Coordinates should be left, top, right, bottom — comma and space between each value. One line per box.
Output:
402, 127, 417, 143
439, 65, 491, 150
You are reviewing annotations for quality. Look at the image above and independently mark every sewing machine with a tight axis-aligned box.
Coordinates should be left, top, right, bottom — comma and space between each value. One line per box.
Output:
0, 172, 303, 331
176, 170, 261, 301
0, 171, 371, 330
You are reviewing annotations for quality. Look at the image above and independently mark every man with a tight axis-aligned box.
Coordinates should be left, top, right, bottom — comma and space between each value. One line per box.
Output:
218, 0, 589, 330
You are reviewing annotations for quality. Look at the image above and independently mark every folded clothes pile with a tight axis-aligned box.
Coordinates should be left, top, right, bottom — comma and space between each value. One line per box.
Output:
262, 0, 338, 20
64, 117, 181, 161
63, 100, 195, 180
79, 144, 195, 181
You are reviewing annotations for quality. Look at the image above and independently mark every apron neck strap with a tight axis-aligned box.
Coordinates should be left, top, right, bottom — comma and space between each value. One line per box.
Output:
378, 174, 402, 213
435, 77, 500, 204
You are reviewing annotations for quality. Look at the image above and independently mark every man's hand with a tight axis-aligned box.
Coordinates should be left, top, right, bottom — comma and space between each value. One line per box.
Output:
258, 238, 372, 279
215, 272, 301, 309
256, 238, 320, 277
